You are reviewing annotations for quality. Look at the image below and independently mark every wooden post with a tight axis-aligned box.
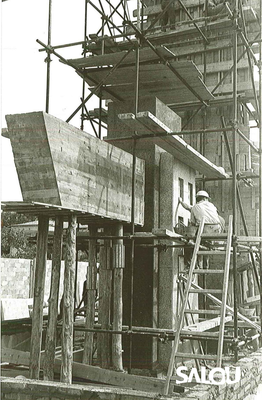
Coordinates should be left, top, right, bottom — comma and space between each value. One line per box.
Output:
82, 225, 97, 365
112, 223, 124, 371
97, 226, 112, 369
43, 216, 63, 381
61, 215, 77, 384
29, 216, 49, 379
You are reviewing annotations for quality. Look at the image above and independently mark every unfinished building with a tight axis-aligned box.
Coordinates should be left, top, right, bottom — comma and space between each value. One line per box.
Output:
1, 1, 262, 399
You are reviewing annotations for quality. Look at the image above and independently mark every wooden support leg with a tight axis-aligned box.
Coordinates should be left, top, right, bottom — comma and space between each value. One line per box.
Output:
112, 224, 124, 371
29, 216, 49, 380
97, 226, 112, 369
61, 215, 77, 384
83, 225, 97, 365
43, 216, 63, 381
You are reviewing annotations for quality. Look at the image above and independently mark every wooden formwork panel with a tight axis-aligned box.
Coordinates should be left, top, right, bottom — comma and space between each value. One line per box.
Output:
6, 112, 145, 225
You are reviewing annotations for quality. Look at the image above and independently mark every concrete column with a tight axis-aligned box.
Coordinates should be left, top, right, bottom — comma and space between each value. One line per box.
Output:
158, 152, 177, 369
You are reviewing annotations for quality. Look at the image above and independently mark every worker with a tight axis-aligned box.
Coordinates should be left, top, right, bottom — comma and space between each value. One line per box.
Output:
179, 190, 225, 233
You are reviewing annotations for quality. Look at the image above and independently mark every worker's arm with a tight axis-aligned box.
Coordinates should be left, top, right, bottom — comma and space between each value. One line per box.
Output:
178, 197, 193, 212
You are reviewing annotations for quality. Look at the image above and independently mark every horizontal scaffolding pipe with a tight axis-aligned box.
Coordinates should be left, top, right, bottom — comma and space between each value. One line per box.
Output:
104, 127, 233, 142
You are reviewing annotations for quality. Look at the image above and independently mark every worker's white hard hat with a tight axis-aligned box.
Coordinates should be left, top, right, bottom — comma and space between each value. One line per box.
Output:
196, 190, 210, 198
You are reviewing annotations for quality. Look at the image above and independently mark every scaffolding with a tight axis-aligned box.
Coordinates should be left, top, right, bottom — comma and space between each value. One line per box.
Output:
2, 0, 262, 393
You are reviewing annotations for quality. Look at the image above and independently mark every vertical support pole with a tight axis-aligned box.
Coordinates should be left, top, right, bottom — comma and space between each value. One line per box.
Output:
45, 0, 52, 113
83, 225, 97, 364
128, 13, 140, 372
29, 216, 49, 379
259, 0, 262, 341
232, 0, 239, 362
112, 223, 124, 371
97, 226, 112, 368
43, 216, 63, 381
81, 0, 88, 130
61, 215, 77, 384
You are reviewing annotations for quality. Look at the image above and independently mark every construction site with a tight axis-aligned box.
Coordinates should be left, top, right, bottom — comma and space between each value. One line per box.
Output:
1, 0, 262, 399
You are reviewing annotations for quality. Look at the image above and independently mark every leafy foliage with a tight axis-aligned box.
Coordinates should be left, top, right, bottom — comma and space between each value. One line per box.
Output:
1, 211, 37, 259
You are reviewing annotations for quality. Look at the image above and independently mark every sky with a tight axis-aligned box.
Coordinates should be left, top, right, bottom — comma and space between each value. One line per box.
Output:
1, 0, 106, 201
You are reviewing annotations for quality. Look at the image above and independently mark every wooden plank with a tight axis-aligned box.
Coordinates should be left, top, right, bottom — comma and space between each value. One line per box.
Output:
6, 112, 145, 225
183, 316, 232, 332
112, 224, 124, 371
97, 226, 112, 369
152, 228, 182, 238
83, 226, 97, 365
237, 236, 262, 242
113, 114, 228, 179
1, 348, 167, 393
61, 215, 77, 384
29, 216, 49, 380
217, 215, 233, 367
43, 216, 63, 381
189, 288, 223, 294
244, 295, 260, 306
184, 309, 221, 315
67, 46, 176, 68
174, 353, 218, 360
83, 60, 208, 88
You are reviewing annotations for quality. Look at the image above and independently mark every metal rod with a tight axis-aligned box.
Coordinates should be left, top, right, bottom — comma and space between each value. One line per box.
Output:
97, 0, 125, 36
81, 0, 88, 131
45, 0, 52, 113
221, 118, 260, 288
128, 37, 140, 375
259, 0, 262, 343
232, 0, 239, 363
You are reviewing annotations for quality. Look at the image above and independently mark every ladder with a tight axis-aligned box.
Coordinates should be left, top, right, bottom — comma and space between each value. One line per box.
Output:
164, 215, 233, 395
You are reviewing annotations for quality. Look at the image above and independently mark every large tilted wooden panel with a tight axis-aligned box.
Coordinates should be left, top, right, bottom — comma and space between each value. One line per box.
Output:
6, 112, 145, 225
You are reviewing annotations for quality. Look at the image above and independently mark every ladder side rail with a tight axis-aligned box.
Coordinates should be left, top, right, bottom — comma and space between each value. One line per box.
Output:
217, 215, 233, 367
164, 217, 205, 395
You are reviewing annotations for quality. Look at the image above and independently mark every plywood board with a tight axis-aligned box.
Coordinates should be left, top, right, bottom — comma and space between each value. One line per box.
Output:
67, 46, 176, 69
82, 60, 213, 104
6, 112, 145, 225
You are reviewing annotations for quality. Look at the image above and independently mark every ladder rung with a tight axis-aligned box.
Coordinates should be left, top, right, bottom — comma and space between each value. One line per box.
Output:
197, 250, 227, 255
175, 352, 218, 360
184, 309, 221, 315
189, 289, 223, 294
193, 269, 224, 274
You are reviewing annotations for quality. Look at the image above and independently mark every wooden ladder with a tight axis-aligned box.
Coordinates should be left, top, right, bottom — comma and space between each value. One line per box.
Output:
164, 215, 233, 395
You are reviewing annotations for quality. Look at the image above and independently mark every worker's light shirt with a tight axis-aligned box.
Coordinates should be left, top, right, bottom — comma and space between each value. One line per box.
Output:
190, 200, 220, 225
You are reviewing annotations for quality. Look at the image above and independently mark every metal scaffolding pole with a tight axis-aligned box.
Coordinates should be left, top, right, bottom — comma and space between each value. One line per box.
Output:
232, 0, 239, 362
81, 0, 88, 131
259, 0, 262, 341
45, 0, 52, 113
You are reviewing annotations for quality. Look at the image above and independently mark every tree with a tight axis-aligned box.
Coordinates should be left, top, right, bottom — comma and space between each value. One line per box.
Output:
1, 211, 37, 259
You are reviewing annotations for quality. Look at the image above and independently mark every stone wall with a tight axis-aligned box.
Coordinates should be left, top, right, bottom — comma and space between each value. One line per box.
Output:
1, 258, 88, 303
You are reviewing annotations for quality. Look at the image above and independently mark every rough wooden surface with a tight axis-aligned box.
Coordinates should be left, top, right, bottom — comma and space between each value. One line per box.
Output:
6, 112, 145, 225
61, 215, 77, 384
97, 226, 113, 369
29, 216, 49, 380
82, 225, 97, 365
112, 224, 124, 371
82, 61, 213, 104
43, 216, 63, 381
